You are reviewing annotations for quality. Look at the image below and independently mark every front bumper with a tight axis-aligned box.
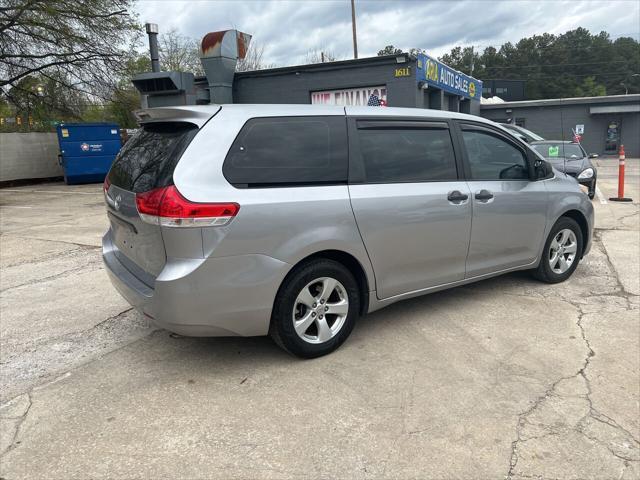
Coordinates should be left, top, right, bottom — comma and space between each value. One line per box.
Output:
567, 172, 596, 192
102, 231, 291, 337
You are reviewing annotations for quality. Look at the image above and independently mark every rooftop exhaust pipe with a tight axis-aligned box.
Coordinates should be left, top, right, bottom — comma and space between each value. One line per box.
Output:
145, 23, 160, 73
200, 30, 252, 104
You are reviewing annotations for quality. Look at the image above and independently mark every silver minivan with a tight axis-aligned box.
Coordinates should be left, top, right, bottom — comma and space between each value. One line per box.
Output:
103, 105, 594, 358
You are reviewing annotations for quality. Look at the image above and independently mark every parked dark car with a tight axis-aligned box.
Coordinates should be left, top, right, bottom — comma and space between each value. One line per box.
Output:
530, 141, 598, 199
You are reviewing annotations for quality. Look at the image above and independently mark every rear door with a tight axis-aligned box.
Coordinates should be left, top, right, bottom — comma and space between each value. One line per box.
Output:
105, 122, 198, 283
347, 117, 472, 299
454, 122, 548, 277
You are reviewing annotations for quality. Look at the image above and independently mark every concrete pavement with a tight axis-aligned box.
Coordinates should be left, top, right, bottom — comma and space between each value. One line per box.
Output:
0, 158, 638, 479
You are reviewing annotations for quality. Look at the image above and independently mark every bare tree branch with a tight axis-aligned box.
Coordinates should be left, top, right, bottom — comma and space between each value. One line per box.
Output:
236, 42, 275, 72
0, 0, 139, 94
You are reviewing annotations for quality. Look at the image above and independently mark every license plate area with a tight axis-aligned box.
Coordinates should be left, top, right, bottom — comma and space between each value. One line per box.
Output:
108, 211, 138, 252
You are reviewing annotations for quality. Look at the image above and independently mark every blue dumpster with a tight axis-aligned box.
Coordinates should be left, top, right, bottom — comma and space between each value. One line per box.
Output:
56, 123, 121, 184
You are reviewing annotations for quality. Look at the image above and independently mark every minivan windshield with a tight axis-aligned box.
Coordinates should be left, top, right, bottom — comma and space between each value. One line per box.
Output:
531, 142, 585, 160
108, 122, 198, 192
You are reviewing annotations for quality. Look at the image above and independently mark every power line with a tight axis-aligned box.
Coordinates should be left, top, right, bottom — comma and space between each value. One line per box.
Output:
484, 71, 640, 80
483, 60, 636, 70
466, 32, 640, 51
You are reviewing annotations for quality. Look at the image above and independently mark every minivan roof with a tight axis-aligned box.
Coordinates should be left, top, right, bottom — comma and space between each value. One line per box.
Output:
136, 104, 493, 126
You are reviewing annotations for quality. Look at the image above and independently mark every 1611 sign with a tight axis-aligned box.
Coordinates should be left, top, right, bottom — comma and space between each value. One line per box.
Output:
394, 67, 411, 77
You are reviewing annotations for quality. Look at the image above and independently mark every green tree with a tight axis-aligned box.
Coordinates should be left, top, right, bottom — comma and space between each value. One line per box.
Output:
103, 52, 151, 128
575, 76, 607, 97
439, 46, 479, 75
438, 28, 640, 99
377, 45, 403, 56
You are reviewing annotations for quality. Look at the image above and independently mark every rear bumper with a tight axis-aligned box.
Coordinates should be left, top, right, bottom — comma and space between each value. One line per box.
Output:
102, 232, 291, 337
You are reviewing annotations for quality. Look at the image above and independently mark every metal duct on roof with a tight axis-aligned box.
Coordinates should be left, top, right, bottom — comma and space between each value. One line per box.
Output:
200, 30, 252, 104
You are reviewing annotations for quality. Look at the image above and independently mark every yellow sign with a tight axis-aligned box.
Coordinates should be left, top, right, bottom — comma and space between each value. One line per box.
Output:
394, 67, 411, 77
426, 59, 439, 82
61, 128, 69, 138
469, 82, 476, 98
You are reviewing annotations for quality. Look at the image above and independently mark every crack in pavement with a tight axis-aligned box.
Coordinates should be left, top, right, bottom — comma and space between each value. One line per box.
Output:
2, 234, 102, 250
0, 307, 155, 408
0, 241, 98, 270
0, 393, 32, 457
0, 324, 161, 460
0, 307, 136, 354
506, 235, 639, 479
0, 256, 104, 293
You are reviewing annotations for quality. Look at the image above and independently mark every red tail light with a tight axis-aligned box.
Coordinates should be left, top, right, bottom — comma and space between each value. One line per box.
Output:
135, 185, 239, 227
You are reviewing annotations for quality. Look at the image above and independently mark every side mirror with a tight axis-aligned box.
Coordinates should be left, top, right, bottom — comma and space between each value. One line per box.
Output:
588, 153, 599, 159
534, 159, 553, 180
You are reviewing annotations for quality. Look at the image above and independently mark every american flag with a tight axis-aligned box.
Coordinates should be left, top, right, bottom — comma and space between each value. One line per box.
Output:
367, 94, 381, 106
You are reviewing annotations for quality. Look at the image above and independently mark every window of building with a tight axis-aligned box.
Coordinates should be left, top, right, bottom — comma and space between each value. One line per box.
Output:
461, 130, 529, 180
356, 127, 457, 183
223, 116, 348, 187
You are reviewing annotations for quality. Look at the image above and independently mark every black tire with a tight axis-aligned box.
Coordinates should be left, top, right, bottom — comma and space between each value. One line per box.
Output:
588, 181, 596, 200
270, 259, 360, 358
532, 216, 583, 284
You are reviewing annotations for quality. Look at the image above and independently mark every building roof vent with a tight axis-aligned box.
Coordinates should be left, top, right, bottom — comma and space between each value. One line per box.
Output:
200, 30, 252, 104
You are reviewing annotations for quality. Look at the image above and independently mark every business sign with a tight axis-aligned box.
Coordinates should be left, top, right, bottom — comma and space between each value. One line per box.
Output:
311, 86, 387, 106
394, 66, 411, 77
80, 142, 103, 152
416, 53, 482, 101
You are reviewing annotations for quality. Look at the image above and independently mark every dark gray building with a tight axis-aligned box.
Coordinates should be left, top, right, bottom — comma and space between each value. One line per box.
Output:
481, 79, 526, 101
232, 53, 482, 114
134, 50, 483, 115
481, 95, 640, 157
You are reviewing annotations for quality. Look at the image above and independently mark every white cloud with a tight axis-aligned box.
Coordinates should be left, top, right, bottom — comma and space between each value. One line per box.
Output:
134, 0, 640, 65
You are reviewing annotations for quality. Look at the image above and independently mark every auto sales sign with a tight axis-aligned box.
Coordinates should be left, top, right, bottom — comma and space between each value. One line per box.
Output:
416, 53, 482, 101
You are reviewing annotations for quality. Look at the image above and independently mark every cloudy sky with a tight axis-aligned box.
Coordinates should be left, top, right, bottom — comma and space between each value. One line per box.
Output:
135, 0, 640, 66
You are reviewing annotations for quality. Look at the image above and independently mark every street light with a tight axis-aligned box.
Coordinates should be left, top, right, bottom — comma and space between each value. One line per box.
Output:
622, 73, 640, 94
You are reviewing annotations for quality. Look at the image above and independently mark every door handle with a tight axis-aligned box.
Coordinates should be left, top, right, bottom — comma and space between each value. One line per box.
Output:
475, 189, 494, 202
447, 190, 469, 203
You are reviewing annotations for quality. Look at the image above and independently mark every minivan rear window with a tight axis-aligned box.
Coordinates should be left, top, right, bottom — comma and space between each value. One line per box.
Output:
108, 122, 198, 193
223, 116, 348, 187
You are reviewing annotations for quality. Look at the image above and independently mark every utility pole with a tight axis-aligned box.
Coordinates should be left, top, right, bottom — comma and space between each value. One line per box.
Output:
350, 0, 358, 59
470, 45, 474, 75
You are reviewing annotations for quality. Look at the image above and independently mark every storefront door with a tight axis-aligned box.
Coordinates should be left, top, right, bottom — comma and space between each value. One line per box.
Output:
605, 120, 621, 153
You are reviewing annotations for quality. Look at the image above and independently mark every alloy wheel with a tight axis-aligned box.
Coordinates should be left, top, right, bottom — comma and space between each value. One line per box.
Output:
548, 228, 578, 274
292, 277, 349, 344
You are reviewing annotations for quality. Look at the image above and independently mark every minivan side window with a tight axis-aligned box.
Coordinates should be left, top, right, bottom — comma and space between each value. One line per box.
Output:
461, 129, 529, 180
356, 127, 457, 183
223, 116, 347, 187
